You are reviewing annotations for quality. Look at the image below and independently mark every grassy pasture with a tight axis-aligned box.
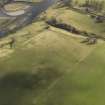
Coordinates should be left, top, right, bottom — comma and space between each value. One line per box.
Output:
0, 24, 98, 105
0, 29, 103, 105
35, 43, 105, 105
0, 1, 105, 105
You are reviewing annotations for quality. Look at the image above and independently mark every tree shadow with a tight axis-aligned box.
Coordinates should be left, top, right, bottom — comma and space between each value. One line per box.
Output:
0, 67, 61, 105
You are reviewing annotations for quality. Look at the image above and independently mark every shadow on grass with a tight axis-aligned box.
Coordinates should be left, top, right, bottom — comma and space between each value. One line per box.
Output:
0, 67, 61, 105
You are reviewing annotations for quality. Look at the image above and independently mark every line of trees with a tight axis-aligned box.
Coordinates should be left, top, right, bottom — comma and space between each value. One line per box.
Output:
83, 0, 105, 11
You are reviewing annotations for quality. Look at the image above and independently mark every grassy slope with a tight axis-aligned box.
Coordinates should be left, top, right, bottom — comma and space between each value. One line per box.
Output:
0, 1, 105, 105
0, 22, 98, 105
36, 43, 105, 105
0, 27, 104, 105
46, 7, 105, 36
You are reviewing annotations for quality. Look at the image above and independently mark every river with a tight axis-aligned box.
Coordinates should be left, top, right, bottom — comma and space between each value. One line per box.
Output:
0, 0, 58, 37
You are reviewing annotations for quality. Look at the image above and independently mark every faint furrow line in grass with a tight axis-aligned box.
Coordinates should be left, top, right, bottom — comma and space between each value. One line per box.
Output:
34, 45, 97, 104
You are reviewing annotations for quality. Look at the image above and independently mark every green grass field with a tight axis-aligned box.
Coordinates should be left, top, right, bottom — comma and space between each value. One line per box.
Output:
0, 23, 104, 105
0, 0, 105, 105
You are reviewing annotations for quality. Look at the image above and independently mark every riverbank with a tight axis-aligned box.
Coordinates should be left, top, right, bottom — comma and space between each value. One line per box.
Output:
0, 0, 56, 37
